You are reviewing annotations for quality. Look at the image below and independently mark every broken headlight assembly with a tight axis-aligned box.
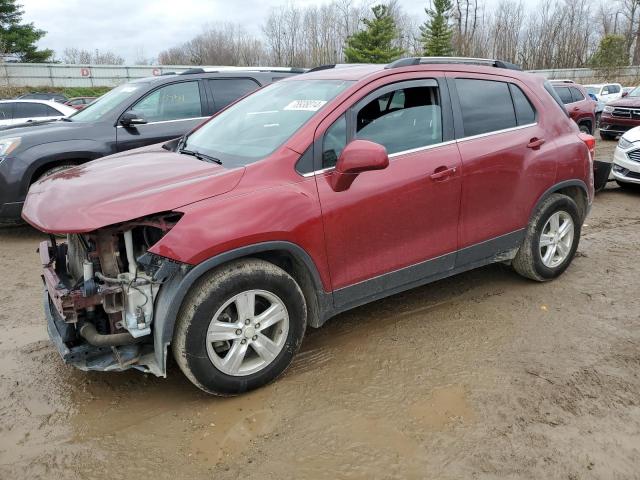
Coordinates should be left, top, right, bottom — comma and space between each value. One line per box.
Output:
43, 212, 183, 355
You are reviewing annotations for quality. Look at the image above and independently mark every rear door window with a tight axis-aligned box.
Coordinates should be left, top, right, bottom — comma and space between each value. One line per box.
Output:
209, 78, 260, 111
0, 104, 12, 120
127, 81, 203, 123
455, 79, 516, 136
555, 87, 574, 105
13, 102, 49, 119
570, 87, 585, 102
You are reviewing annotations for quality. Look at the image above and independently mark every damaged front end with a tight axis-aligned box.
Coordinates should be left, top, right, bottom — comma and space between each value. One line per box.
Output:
41, 213, 185, 375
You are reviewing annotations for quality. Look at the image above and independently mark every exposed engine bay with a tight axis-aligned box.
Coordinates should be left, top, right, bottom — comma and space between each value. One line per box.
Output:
41, 214, 183, 374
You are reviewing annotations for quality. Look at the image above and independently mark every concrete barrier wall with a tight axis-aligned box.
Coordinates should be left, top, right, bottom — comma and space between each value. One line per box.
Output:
3, 62, 640, 87
0, 63, 194, 87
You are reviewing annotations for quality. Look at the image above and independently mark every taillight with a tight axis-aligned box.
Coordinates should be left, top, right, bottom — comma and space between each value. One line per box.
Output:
579, 132, 596, 157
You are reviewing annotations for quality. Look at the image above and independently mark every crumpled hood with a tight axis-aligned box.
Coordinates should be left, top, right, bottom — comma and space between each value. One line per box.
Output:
607, 96, 640, 108
22, 147, 244, 233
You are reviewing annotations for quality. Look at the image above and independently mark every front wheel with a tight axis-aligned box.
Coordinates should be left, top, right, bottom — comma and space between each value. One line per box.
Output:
173, 258, 307, 395
600, 131, 616, 141
513, 194, 581, 282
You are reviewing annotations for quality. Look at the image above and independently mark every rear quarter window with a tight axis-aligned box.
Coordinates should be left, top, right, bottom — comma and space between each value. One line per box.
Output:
509, 84, 536, 125
544, 81, 570, 117
570, 87, 585, 102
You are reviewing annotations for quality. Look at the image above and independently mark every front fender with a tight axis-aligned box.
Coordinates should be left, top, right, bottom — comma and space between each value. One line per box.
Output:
152, 241, 332, 376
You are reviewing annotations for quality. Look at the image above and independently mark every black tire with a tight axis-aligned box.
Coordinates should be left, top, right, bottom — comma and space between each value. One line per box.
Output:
599, 131, 616, 141
578, 123, 592, 135
512, 194, 581, 282
172, 258, 307, 396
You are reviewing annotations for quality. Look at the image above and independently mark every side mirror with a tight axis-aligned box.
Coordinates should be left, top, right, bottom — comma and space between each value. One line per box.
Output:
622, 91, 629, 97
330, 139, 389, 192
120, 111, 147, 127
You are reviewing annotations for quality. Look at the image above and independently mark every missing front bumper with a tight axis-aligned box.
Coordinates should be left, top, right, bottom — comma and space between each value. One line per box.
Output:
44, 289, 155, 373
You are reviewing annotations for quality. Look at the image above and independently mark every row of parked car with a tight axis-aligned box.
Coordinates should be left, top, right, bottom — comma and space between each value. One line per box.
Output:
547, 79, 640, 191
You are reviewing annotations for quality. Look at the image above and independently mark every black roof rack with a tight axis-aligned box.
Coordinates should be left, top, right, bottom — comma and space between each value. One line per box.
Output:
178, 67, 307, 75
307, 63, 370, 73
386, 57, 522, 71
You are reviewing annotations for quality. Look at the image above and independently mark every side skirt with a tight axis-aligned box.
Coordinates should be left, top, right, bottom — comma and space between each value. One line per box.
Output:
321, 229, 525, 324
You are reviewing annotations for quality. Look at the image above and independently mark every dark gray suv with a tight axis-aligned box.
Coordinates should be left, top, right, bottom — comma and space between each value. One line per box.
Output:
0, 68, 302, 224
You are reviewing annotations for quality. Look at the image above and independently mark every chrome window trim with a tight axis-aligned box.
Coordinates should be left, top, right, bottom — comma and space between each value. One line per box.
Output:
116, 116, 209, 128
301, 123, 537, 177
456, 122, 537, 143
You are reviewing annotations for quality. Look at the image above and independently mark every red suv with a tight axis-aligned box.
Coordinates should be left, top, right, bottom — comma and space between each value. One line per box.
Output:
23, 58, 595, 395
599, 85, 640, 140
550, 80, 597, 134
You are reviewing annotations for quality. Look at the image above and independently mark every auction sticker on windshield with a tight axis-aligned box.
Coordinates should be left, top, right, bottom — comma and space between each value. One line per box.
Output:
283, 100, 327, 111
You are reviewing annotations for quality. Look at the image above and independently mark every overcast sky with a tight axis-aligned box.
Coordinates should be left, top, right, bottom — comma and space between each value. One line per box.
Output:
20, 0, 448, 63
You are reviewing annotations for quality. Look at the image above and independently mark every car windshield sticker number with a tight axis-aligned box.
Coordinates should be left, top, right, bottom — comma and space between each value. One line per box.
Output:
283, 100, 327, 111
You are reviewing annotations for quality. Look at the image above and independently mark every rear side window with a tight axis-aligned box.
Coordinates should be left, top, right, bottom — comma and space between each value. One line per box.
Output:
209, 78, 260, 111
456, 79, 516, 136
14, 102, 51, 119
555, 87, 573, 104
0, 104, 12, 120
570, 87, 585, 102
509, 84, 536, 125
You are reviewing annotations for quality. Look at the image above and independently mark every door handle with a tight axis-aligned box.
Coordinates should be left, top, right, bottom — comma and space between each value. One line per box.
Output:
527, 137, 545, 149
430, 166, 457, 181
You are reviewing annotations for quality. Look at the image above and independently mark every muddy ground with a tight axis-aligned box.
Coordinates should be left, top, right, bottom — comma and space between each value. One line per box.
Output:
1, 138, 639, 480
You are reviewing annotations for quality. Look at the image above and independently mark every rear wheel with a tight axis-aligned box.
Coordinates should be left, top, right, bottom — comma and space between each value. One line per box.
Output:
513, 194, 581, 282
173, 258, 307, 395
578, 123, 592, 135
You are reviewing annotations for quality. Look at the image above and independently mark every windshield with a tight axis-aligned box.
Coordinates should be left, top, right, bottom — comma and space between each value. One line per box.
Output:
627, 86, 640, 97
69, 82, 146, 122
183, 79, 353, 165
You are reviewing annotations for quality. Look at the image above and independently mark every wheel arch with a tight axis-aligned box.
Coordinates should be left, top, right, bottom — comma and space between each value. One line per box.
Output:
152, 241, 333, 375
530, 180, 590, 223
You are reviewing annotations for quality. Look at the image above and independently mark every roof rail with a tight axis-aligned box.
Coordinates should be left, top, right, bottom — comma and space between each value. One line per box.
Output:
386, 57, 522, 71
179, 66, 307, 75
307, 63, 370, 73
548, 78, 575, 83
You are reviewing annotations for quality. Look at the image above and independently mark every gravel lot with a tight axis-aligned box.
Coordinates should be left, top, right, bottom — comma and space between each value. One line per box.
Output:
1, 138, 639, 479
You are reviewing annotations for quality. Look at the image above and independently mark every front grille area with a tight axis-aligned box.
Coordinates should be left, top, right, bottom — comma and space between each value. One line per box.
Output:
627, 149, 640, 163
612, 108, 632, 118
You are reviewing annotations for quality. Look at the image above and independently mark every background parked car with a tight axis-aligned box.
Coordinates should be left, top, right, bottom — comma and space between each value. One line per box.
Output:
17, 92, 68, 103
0, 99, 75, 128
599, 85, 640, 140
584, 83, 623, 103
65, 96, 97, 110
0, 68, 302, 224
550, 80, 596, 134
622, 86, 636, 97
612, 125, 640, 189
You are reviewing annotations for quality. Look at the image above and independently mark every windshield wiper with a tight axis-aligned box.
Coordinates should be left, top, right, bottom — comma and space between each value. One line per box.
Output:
178, 148, 222, 165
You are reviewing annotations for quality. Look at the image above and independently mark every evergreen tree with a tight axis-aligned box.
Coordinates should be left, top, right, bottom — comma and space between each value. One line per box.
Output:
0, 0, 53, 62
420, 0, 454, 57
590, 34, 628, 69
344, 4, 404, 63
